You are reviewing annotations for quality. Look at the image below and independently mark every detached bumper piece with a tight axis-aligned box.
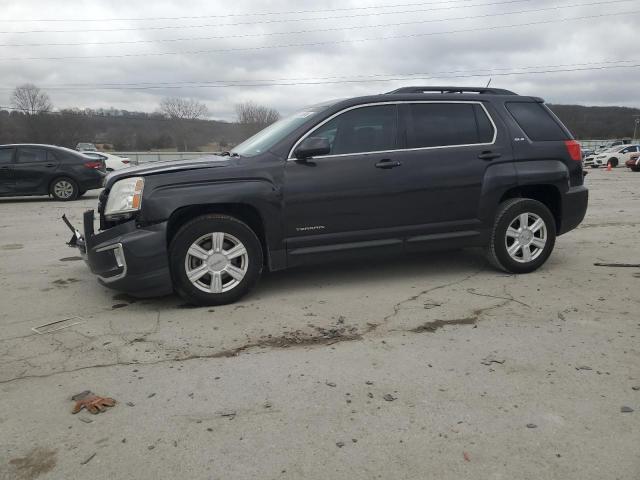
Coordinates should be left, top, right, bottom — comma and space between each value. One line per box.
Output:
62, 210, 173, 297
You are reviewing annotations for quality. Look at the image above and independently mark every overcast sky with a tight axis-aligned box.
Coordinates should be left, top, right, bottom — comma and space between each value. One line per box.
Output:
1, 0, 638, 120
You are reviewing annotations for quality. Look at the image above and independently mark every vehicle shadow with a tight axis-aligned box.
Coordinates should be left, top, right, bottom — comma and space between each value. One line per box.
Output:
143, 249, 490, 309
254, 248, 489, 298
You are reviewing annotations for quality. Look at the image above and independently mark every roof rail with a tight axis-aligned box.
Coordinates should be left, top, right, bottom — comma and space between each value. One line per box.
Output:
386, 86, 518, 95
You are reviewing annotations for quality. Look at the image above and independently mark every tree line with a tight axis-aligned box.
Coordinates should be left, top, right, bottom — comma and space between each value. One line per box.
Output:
1, 84, 280, 151
1, 84, 638, 151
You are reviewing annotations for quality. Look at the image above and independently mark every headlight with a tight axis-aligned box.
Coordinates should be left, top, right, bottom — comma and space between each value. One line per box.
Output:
104, 177, 144, 219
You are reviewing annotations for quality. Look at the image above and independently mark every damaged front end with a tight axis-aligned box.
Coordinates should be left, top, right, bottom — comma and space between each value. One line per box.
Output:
61, 207, 173, 298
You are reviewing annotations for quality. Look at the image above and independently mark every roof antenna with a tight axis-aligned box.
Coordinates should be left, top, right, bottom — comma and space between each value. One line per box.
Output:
486, 78, 492, 88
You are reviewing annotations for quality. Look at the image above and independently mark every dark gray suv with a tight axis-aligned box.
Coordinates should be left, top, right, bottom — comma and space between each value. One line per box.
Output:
64, 86, 588, 305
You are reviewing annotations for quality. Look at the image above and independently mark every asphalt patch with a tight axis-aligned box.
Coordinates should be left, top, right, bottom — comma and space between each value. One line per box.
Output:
410, 317, 477, 333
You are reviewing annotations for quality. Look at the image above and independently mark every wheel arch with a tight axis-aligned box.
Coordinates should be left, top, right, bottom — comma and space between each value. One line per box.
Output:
498, 184, 561, 231
166, 203, 270, 268
49, 174, 79, 192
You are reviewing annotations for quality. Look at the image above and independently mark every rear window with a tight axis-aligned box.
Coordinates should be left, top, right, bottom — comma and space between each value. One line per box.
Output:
405, 103, 495, 149
17, 147, 47, 163
506, 102, 568, 141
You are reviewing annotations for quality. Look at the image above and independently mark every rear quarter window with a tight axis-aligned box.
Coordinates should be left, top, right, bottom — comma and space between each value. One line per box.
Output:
506, 102, 569, 141
0, 148, 14, 164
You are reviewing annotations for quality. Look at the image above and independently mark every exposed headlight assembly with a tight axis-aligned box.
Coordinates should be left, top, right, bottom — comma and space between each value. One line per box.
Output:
104, 177, 144, 219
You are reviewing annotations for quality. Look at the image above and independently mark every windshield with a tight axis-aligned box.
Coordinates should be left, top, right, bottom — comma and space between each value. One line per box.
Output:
231, 105, 330, 157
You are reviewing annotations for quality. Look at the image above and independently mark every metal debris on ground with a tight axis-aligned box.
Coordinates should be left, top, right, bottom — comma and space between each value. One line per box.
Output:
594, 262, 640, 268
481, 354, 506, 366
71, 391, 116, 415
32, 316, 84, 335
217, 410, 237, 419
80, 453, 96, 465
383, 394, 396, 402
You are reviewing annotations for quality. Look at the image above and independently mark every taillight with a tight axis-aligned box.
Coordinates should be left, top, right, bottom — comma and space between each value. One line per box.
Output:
84, 161, 102, 169
565, 140, 582, 161
122, 160, 130, 164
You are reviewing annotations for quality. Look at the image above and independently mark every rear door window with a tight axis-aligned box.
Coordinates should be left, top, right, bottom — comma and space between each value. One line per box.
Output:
506, 102, 568, 141
17, 147, 47, 163
310, 105, 397, 156
404, 103, 494, 149
0, 148, 14, 164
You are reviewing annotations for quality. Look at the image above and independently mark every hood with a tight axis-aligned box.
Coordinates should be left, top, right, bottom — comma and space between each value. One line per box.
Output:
104, 154, 231, 188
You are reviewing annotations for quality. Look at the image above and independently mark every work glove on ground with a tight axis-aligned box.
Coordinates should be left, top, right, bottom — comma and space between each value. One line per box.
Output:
71, 390, 116, 414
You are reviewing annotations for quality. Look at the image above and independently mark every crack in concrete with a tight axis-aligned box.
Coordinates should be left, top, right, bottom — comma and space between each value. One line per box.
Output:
1, 270, 516, 386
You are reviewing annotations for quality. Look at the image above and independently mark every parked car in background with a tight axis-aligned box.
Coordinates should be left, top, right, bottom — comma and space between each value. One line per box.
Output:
82, 151, 131, 171
584, 144, 640, 168
0, 144, 105, 200
581, 148, 594, 159
76, 143, 98, 152
626, 153, 640, 172
64, 86, 588, 305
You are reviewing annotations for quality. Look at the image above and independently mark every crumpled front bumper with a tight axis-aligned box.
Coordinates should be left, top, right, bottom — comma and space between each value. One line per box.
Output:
64, 210, 173, 297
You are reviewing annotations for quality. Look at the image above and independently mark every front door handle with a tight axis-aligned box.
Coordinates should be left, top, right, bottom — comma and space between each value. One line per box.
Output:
45, 163, 56, 167
478, 151, 501, 161
375, 159, 402, 169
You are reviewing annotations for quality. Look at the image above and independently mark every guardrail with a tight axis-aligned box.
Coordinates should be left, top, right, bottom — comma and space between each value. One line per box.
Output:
112, 151, 220, 165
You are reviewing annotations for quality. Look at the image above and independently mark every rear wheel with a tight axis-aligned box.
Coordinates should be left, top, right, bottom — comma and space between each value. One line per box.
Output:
486, 198, 556, 274
50, 177, 79, 201
169, 214, 263, 306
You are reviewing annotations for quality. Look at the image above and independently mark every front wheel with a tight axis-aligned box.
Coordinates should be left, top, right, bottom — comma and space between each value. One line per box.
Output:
169, 214, 263, 306
486, 198, 556, 274
608, 157, 618, 167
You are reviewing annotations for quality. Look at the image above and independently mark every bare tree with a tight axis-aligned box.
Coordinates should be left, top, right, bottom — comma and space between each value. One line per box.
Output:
11, 84, 53, 115
160, 97, 208, 121
159, 97, 208, 150
235, 101, 280, 137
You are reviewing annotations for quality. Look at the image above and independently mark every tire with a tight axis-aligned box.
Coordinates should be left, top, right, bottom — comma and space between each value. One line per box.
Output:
50, 177, 79, 201
169, 214, 263, 306
486, 198, 556, 274
608, 157, 618, 167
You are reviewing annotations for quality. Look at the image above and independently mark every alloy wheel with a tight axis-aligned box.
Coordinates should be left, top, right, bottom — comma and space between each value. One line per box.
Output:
504, 212, 547, 263
53, 180, 74, 199
184, 232, 249, 293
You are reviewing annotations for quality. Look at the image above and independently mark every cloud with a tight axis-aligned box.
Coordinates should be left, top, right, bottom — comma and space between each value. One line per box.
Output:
0, 0, 638, 119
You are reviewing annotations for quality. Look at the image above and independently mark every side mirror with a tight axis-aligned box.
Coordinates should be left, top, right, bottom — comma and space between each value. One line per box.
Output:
294, 137, 330, 160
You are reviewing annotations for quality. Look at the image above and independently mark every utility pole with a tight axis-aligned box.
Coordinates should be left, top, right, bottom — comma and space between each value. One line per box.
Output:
633, 115, 640, 142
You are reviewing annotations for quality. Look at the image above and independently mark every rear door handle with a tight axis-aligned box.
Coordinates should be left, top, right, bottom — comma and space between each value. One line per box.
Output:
478, 151, 501, 161
375, 159, 402, 169
45, 163, 56, 167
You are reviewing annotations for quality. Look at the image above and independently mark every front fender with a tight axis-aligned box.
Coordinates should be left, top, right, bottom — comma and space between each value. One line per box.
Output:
140, 177, 284, 260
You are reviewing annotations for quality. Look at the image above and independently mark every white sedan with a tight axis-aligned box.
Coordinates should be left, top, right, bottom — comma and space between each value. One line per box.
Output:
584, 145, 640, 168
81, 151, 131, 171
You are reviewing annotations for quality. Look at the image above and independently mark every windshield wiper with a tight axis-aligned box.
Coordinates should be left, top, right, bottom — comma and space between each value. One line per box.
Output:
220, 151, 240, 157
